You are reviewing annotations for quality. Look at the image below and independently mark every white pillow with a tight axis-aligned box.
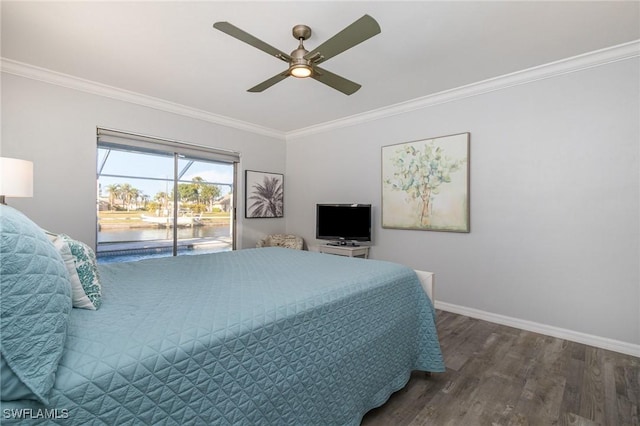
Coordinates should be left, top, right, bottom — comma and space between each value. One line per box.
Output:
46, 233, 102, 310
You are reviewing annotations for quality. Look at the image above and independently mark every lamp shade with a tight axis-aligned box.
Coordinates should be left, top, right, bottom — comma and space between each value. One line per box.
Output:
0, 157, 33, 198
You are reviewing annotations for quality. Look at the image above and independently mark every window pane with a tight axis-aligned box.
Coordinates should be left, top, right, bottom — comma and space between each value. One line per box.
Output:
174, 157, 233, 256
178, 159, 234, 186
97, 147, 234, 263
99, 148, 174, 180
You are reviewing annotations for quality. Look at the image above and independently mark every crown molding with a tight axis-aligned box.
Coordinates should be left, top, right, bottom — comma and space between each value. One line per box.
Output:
286, 39, 640, 140
2, 40, 638, 142
0, 58, 286, 141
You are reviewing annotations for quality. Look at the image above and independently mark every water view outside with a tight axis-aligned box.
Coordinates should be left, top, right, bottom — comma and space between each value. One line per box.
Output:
97, 212, 232, 263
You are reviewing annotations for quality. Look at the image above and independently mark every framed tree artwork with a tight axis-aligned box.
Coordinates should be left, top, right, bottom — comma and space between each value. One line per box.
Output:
382, 133, 470, 232
245, 170, 284, 218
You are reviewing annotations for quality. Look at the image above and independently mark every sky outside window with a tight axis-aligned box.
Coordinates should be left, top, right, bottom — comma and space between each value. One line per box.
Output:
97, 148, 233, 200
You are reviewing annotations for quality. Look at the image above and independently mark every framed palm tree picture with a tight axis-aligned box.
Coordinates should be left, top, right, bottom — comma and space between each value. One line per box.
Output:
245, 170, 284, 218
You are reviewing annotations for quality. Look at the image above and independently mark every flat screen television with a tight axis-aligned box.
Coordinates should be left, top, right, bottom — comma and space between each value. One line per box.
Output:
316, 204, 371, 245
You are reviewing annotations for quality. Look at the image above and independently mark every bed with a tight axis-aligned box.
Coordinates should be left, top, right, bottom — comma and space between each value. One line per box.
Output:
1, 205, 444, 425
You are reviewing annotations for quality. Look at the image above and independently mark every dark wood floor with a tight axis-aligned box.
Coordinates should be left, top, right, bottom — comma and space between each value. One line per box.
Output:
362, 310, 639, 426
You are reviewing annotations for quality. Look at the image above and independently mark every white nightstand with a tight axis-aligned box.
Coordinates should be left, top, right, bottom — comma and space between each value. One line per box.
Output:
318, 244, 370, 259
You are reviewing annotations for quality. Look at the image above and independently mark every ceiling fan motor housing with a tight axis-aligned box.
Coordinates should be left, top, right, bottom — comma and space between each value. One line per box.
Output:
290, 46, 309, 62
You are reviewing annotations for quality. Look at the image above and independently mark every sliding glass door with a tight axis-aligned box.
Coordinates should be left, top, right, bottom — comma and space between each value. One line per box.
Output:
96, 130, 237, 263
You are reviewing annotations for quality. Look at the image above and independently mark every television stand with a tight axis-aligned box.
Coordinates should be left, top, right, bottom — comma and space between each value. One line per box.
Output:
318, 244, 369, 259
327, 241, 360, 247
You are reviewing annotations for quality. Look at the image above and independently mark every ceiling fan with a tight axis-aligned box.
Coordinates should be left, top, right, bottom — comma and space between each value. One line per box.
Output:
213, 15, 381, 95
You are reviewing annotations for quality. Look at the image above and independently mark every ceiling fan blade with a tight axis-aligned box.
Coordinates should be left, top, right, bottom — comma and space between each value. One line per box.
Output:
213, 22, 291, 62
304, 15, 380, 65
311, 66, 361, 95
247, 71, 290, 93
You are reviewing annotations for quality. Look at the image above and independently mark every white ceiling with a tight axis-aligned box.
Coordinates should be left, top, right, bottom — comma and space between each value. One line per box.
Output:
2, 1, 639, 134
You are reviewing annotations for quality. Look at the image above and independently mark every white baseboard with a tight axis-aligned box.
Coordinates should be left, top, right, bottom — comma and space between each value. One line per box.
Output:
434, 301, 640, 358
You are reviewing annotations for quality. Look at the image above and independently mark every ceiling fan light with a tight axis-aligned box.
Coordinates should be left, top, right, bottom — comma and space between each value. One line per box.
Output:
290, 65, 312, 78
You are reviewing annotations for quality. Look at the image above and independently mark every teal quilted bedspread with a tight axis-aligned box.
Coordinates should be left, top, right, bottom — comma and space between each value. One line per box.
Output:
3, 248, 443, 425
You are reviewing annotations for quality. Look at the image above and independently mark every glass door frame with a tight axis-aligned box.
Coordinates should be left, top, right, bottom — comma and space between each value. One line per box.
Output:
96, 128, 238, 260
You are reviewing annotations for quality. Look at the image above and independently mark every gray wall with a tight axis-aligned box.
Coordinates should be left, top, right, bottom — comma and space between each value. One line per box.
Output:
2, 57, 638, 347
285, 58, 640, 345
1, 74, 287, 249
